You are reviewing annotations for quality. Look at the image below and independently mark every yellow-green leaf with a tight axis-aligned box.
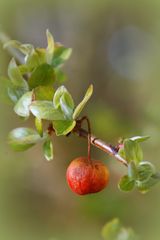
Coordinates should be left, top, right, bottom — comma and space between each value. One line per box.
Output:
43, 139, 54, 161
46, 29, 54, 64
53, 120, 76, 136
118, 175, 135, 192
30, 101, 65, 120
73, 84, 93, 119
8, 127, 45, 151
8, 58, 28, 90
34, 85, 54, 101
28, 63, 55, 89
14, 91, 33, 117
35, 117, 43, 137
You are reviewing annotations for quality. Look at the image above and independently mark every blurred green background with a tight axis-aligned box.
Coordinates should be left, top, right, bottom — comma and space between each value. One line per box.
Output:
0, 0, 160, 239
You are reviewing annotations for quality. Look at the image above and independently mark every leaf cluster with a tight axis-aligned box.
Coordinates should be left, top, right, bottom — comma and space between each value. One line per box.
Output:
118, 136, 160, 193
3, 30, 93, 161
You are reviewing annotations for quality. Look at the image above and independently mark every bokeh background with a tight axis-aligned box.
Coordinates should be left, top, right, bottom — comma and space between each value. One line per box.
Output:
0, 0, 160, 239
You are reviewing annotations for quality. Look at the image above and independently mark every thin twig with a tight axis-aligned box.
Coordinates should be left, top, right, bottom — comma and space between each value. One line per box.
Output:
75, 128, 128, 167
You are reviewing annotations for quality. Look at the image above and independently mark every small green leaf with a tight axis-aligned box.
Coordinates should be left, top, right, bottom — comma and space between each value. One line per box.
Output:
0, 76, 26, 104
46, 29, 54, 64
5, 41, 43, 70
8, 83, 28, 103
73, 84, 93, 119
8, 127, 44, 151
4, 40, 34, 55
35, 117, 43, 137
60, 92, 74, 119
28, 63, 55, 89
118, 175, 135, 192
55, 69, 67, 84
53, 86, 74, 119
7, 85, 27, 103
52, 46, 72, 67
137, 161, 156, 183
53, 85, 67, 108
18, 64, 29, 75
34, 85, 54, 101
136, 173, 160, 193
128, 161, 138, 180
102, 218, 122, 240
118, 228, 139, 240
14, 91, 33, 117
35, 48, 46, 65
43, 139, 54, 161
25, 50, 40, 70
102, 219, 139, 240
30, 101, 65, 120
8, 58, 29, 90
53, 120, 76, 136
130, 135, 150, 143
124, 139, 143, 164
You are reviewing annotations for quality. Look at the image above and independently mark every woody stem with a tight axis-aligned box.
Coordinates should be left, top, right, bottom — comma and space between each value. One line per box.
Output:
74, 127, 128, 167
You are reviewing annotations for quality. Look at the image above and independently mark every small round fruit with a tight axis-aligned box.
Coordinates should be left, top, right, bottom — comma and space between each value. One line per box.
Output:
66, 157, 110, 195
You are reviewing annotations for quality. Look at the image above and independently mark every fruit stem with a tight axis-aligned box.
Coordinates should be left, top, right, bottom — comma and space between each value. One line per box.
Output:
78, 116, 92, 164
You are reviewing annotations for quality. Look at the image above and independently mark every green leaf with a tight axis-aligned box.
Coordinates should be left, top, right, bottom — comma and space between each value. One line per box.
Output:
60, 92, 74, 119
53, 120, 76, 136
53, 86, 68, 108
102, 218, 122, 240
102, 219, 139, 240
8, 58, 29, 90
14, 91, 33, 117
73, 84, 93, 119
43, 139, 54, 161
7, 85, 27, 103
130, 135, 150, 143
0, 77, 10, 103
30, 101, 65, 120
25, 50, 40, 70
35, 48, 46, 65
55, 69, 67, 84
43, 139, 53, 161
128, 161, 138, 180
28, 63, 55, 89
4, 40, 34, 55
53, 85, 65, 108
136, 173, 160, 193
18, 64, 29, 75
118, 175, 135, 192
124, 139, 143, 164
118, 228, 139, 240
53, 86, 74, 119
4, 41, 44, 70
34, 85, 54, 101
46, 29, 54, 64
8, 127, 44, 151
136, 161, 156, 183
52, 46, 72, 67
35, 117, 43, 137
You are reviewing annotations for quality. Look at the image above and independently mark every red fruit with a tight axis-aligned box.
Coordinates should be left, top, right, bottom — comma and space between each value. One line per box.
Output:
66, 157, 110, 195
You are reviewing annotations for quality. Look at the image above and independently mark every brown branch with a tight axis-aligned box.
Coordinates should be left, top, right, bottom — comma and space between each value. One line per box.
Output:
74, 127, 128, 167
